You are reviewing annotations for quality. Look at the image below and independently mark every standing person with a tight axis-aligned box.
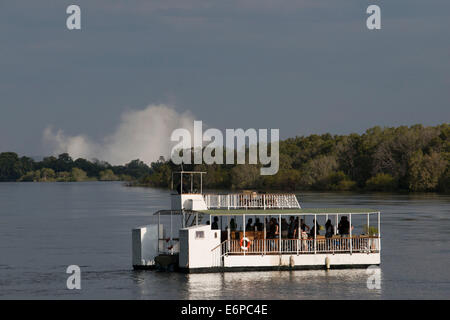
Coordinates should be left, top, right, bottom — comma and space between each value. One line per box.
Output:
325, 219, 334, 238
325, 219, 334, 250
267, 218, 274, 239
338, 216, 350, 236
267, 218, 276, 251
309, 219, 321, 237
230, 218, 237, 231
281, 218, 288, 238
274, 218, 280, 238
300, 219, 310, 233
288, 216, 296, 238
211, 216, 219, 230
292, 217, 300, 239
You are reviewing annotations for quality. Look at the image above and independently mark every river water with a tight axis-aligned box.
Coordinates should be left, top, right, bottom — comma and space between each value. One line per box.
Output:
0, 182, 449, 299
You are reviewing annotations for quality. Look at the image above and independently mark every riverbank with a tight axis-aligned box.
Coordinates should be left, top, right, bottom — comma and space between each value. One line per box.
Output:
1, 124, 449, 192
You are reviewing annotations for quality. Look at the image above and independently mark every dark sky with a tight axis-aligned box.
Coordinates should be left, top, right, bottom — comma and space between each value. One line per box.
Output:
1, 0, 449, 161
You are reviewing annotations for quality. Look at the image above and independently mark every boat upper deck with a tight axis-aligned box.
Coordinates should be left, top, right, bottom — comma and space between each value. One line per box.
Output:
203, 192, 301, 210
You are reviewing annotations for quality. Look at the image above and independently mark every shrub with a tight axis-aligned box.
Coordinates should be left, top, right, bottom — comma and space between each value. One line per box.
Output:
365, 173, 396, 191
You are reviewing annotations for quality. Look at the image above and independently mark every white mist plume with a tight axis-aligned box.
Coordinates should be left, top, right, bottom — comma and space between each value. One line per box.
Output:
43, 104, 195, 165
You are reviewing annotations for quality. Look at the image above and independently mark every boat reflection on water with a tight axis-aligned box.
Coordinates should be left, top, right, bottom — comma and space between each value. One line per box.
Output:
131, 268, 382, 299
184, 269, 382, 299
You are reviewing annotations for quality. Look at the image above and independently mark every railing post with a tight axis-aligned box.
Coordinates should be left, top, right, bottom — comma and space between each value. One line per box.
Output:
349, 213, 352, 254
243, 214, 246, 256
158, 212, 160, 254
367, 212, 370, 251
378, 211, 381, 252
170, 210, 173, 253
335, 214, 338, 235
263, 216, 266, 255
314, 214, 317, 254
279, 214, 281, 254
227, 215, 230, 253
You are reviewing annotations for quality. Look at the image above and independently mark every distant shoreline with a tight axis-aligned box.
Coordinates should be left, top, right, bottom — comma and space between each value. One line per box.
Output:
1, 123, 449, 193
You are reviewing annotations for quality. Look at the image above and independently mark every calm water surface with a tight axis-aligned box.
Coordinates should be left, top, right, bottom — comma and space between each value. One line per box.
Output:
0, 182, 449, 299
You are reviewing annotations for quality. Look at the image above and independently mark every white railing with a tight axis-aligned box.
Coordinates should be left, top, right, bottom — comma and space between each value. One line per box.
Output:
211, 241, 227, 267
204, 193, 301, 209
212, 236, 380, 256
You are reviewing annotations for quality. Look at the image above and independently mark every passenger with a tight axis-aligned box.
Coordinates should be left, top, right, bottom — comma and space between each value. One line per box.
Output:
274, 218, 280, 238
309, 219, 321, 237
288, 216, 296, 238
211, 216, 219, 230
325, 219, 334, 238
267, 218, 275, 238
254, 218, 263, 231
281, 218, 288, 238
338, 216, 350, 236
266, 219, 273, 239
300, 219, 310, 233
292, 217, 300, 238
246, 218, 254, 231
299, 219, 309, 251
230, 218, 237, 231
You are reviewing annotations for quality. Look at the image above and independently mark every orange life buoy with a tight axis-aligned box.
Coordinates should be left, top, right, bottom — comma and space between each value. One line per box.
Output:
240, 237, 251, 250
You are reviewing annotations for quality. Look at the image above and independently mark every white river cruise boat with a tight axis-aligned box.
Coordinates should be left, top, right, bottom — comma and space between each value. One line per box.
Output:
132, 171, 381, 273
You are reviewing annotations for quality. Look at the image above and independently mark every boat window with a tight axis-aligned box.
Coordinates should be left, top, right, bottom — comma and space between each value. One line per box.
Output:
195, 231, 205, 239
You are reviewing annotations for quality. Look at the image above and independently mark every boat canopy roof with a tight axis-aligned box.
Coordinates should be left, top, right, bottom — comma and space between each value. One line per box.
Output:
199, 208, 379, 216
153, 208, 380, 216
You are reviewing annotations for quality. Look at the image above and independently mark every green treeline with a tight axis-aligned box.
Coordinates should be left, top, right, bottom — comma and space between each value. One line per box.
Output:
0, 153, 151, 182
143, 124, 450, 193
0, 124, 449, 192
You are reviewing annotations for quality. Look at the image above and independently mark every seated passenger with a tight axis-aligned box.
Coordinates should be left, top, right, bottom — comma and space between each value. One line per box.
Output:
254, 218, 263, 232
246, 218, 254, 231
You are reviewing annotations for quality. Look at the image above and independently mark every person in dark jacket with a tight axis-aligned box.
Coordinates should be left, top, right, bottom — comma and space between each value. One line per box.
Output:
338, 216, 350, 236
309, 219, 321, 237
211, 216, 219, 230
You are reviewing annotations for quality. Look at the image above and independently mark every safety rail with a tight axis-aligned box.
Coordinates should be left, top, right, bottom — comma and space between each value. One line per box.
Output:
204, 193, 300, 209
211, 240, 227, 267
212, 236, 380, 256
